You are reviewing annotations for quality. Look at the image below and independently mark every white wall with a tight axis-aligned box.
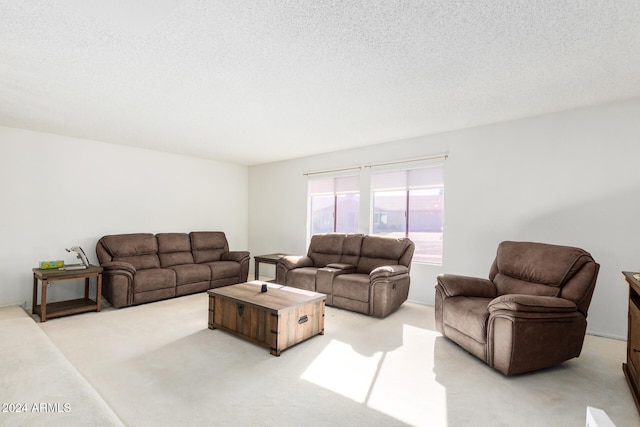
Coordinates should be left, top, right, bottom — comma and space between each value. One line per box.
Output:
0, 126, 248, 308
249, 98, 640, 339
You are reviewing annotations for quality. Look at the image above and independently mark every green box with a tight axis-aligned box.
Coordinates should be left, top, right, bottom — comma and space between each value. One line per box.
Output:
39, 260, 64, 270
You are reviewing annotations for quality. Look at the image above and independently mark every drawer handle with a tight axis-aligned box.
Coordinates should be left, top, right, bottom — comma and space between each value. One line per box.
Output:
298, 315, 308, 324
634, 349, 640, 353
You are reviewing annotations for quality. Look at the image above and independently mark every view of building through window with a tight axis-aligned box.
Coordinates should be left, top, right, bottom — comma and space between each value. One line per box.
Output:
372, 166, 444, 264
308, 175, 359, 236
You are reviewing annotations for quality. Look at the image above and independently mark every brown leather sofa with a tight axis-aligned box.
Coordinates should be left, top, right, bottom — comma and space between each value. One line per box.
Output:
96, 232, 249, 308
435, 241, 599, 375
276, 233, 414, 318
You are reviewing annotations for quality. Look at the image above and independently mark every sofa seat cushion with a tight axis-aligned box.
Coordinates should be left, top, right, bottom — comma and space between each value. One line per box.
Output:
333, 273, 371, 302
442, 296, 493, 344
204, 261, 240, 280
170, 264, 211, 286
286, 267, 318, 291
133, 269, 176, 293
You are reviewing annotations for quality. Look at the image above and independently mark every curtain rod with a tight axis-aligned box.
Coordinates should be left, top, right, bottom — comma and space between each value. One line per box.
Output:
364, 154, 448, 169
302, 153, 448, 176
303, 166, 362, 177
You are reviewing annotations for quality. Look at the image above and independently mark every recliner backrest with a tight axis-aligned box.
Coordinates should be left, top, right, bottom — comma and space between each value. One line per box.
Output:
157, 233, 194, 267
190, 232, 229, 263
356, 235, 414, 274
488, 241, 599, 315
307, 233, 347, 267
96, 233, 160, 270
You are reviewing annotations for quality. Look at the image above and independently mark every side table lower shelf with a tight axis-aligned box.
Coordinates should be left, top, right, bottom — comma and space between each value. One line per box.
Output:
33, 297, 100, 321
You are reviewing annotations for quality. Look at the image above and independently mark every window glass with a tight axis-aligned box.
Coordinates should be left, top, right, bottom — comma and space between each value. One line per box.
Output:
308, 175, 359, 237
372, 165, 444, 264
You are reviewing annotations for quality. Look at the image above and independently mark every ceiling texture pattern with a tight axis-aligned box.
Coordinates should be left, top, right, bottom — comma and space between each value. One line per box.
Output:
1, 1, 640, 165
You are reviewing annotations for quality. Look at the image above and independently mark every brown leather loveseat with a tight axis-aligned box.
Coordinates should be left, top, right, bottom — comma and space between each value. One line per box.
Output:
96, 232, 249, 308
276, 233, 414, 318
435, 241, 599, 375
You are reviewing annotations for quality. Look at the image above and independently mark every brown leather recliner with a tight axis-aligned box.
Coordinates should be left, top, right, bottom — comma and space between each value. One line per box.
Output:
434, 241, 599, 375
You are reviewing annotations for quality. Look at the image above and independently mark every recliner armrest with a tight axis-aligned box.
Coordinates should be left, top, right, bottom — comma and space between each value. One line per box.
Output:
436, 274, 497, 298
488, 294, 577, 314
370, 265, 408, 281
101, 261, 136, 275
279, 255, 313, 269
222, 251, 250, 263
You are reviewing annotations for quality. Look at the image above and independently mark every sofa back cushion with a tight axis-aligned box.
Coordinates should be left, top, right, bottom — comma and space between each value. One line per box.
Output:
97, 233, 160, 270
356, 236, 414, 274
489, 241, 598, 308
190, 232, 229, 263
157, 233, 194, 267
340, 234, 364, 266
307, 233, 345, 267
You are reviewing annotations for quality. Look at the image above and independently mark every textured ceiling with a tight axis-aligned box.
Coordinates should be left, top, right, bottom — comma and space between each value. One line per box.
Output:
2, 1, 640, 166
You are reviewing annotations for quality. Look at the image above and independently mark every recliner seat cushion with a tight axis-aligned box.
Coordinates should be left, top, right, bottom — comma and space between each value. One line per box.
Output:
132, 269, 176, 292
286, 267, 318, 291
333, 274, 370, 302
205, 261, 240, 280
170, 264, 210, 285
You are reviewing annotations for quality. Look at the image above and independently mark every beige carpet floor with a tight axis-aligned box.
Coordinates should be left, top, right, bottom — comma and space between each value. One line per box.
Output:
3, 292, 639, 426
0, 305, 122, 427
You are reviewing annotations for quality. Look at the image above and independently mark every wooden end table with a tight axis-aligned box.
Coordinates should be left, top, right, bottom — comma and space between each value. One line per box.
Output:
254, 253, 291, 281
32, 265, 103, 322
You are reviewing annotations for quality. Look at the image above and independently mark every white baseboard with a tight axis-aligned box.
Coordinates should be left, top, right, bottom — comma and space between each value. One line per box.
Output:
0, 301, 26, 310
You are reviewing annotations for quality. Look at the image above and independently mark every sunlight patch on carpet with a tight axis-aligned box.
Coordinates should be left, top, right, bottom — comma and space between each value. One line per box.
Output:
301, 339, 383, 402
301, 324, 448, 426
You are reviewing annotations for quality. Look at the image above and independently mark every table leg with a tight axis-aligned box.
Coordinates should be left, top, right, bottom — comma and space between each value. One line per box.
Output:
84, 277, 90, 299
254, 259, 260, 280
96, 274, 102, 312
32, 275, 37, 315
40, 279, 47, 322
208, 295, 216, 330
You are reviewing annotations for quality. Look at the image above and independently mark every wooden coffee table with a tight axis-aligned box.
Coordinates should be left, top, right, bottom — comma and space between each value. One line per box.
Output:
207, 281, 325, 356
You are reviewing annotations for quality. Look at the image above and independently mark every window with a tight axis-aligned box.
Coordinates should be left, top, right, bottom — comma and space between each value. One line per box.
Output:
308, 175, 359, 236
372, 165, 444, 264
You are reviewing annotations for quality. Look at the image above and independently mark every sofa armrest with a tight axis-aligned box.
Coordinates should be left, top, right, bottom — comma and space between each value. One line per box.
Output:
101, 261, 136, 277
222, 251, 250, 263
436, 274, 497, 298
279, 255, 313, 269
488, 294, 577, 314
370, 265, 408, 281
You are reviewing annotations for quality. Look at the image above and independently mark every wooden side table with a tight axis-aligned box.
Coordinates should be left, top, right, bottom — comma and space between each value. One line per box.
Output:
253, 253, 291, 281
623, 271, 640, 415
32, 265, 103, 322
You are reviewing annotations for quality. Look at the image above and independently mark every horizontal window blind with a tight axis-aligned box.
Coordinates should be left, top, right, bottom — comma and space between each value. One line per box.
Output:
372, 165, 444, 191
